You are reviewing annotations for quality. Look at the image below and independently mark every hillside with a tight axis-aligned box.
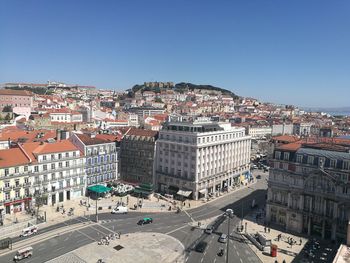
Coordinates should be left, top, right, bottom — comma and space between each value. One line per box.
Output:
127, 82, 239, 99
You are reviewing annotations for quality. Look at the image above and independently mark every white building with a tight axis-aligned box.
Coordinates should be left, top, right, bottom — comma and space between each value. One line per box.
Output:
155, 121, 252, 200
248, 125, 272, 139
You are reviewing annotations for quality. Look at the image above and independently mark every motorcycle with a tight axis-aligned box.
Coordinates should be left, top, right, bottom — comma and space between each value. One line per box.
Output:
218, 248, 224, 257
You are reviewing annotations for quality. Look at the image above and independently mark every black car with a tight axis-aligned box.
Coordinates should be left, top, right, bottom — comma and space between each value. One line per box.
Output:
256, 175, 261, 179
195, 241, 208, 253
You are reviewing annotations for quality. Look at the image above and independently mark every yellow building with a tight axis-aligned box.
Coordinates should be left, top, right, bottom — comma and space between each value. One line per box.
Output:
0, 148, 31, 220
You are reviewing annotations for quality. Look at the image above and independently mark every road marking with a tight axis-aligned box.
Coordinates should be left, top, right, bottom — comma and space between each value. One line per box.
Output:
183, 210, 196, 222
37, 247, 45, 251
240, 259, 243, 263
55, 247, 64, 251
165, 224, 188, 235
214, 259, 217, 263
237, 251, 240, 256
200, 258, 204, 263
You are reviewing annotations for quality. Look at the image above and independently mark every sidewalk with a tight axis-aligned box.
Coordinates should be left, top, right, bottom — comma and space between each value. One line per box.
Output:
241, 211, 308, 263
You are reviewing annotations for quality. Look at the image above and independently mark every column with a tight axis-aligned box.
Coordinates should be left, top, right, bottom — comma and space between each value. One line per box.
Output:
307, 216, 311, 235
287, 192, 292, 208
331, 222, 337, 241
322, 219, 326, 239
299, 194, 304, 211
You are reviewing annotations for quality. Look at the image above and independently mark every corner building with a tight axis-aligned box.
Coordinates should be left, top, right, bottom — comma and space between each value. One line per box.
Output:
266, 139, 350, 241
155, 121, 251, 200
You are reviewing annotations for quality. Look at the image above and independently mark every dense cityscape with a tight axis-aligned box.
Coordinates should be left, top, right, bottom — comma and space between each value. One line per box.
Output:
1, 1, 350, 263
0, 81, 349, 263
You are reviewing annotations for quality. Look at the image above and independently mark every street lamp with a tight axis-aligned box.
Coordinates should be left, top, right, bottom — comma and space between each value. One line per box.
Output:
225, 208, 234, 263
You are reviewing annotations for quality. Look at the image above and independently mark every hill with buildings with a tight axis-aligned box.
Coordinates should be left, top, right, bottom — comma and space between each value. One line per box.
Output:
127, 82, 239, 99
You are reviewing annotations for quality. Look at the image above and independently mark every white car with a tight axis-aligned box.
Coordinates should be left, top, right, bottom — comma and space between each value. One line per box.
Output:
111, 206, 128, 214
219, 233, 228, 243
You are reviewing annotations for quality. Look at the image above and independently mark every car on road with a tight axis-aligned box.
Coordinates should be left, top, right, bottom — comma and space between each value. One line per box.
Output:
219, 233, 228, 243
251, 164, 258, 169
137, 217, 153, 225
195, 241, 208, 253
111, 206, 128, 214
256, 175, 262, 179
13, 247, 33, 261
205, 226, 213, 234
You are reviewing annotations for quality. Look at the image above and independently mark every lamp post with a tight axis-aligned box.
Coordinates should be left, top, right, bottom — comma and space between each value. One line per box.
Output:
225, 208, 234, 263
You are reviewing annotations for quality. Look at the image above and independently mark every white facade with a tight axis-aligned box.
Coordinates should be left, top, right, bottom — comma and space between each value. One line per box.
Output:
248, 126, 272, 138
155, 121, 252, 200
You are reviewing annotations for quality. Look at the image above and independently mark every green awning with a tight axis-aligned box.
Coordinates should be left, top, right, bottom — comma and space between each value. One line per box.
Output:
87, 185, 112, 194
133, 188, 151, 195
139, 183, 153, 190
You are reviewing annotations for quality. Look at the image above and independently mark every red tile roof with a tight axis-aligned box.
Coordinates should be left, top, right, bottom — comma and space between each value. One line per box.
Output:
125, 128, 158, 137
0, 89, 32, 96
0, 148, 30, 168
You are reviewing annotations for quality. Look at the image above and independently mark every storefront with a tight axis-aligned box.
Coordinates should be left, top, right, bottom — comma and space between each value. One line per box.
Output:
4, 198, 32, 215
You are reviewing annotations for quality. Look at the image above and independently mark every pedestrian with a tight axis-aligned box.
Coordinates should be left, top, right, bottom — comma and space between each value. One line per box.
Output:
299, 238, 302, 245
282, 260, 286, 263
268, 228, 270, 233
188, 203, 190, 208
264, 226, 267, 233
183, 202, 185, 206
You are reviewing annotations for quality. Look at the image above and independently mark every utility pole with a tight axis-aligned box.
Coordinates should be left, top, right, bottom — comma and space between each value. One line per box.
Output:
225, 209, 234, 263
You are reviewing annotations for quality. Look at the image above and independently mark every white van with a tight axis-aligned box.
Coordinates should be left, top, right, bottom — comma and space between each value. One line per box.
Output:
111, 206, 128, 214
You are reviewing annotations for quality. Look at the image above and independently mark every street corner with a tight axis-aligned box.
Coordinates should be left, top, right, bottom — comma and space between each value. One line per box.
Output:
48, 232, 185, 263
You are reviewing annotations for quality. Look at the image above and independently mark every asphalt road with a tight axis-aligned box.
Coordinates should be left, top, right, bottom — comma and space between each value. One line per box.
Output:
0, 171, 268, 263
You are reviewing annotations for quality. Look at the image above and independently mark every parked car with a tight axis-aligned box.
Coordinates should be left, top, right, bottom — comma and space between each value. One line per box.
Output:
195, 241, 208, 253
256, 175, 262, 179
137, 217, 153, 225
219, 233, 228, 243
205, 226, 213, 234
111, 206, 128, 214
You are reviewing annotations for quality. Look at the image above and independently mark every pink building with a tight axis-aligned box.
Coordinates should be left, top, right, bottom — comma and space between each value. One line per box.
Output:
0, 89, 33, 110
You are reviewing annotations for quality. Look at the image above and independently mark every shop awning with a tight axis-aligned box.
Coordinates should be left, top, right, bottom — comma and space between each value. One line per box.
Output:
87, 185, 112, 194
199, 189, 207, 194
133, 188, 151, 195
177, 190, 192, 197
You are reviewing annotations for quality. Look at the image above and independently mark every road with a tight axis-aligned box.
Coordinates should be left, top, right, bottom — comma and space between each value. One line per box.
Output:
0, 171, 268, 263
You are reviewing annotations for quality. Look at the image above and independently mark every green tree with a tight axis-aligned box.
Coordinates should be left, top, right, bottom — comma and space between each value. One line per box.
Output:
2, 105, 12, 112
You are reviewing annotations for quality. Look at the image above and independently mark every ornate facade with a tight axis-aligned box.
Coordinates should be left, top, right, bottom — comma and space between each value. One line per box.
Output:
266, 141, 350, 241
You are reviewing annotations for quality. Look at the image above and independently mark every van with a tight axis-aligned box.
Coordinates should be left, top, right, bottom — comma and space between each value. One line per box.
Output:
19, 226, 38, 237
13, 247, 33, 261
111, 206, 128, 214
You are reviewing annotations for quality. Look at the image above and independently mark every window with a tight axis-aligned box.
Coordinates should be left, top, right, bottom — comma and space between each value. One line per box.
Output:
296, 155, 303, 163
319, 157, 325, 167
5, 168, 9, 176
43, 155, 47, 161
43, 165, 47, 171
24, 178, 29, 184
5, 192, 10, 200
15, 167, 19, 173
58, 153, 62, 159
307, 156, 314, 165
344, 161, 350, 170
283, 152, 290, 161
59, 162, 63, 168
5, 181, 10, 188
275, 151, 281, 160
34, 166, 39, 172
65, 161, 69, 167
330, 159, 337, 168
73, 151, 76, 157
51, 163, 55, 170
24, 166, 28, 172
65, 152, 69, 157
51, 154, 55, 160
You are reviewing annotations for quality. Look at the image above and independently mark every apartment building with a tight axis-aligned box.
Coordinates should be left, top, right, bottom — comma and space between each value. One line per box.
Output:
0, 140, 85, 217
71, 133, 118, 186
120, 129, 158, 186
155, 121, 252, 200
247, 125, 272, 139
0, 89, 33, 111
0, 148, 31, 221
266, 139, 350, 241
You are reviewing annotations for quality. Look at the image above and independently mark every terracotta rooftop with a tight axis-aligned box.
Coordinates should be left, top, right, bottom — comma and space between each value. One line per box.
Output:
20, 140, 79, 161
125, 128, 158, 137
0, 148, 30, 168
272, 135, 300, 143
75, 133, 111, 145
0, 89, 32, 96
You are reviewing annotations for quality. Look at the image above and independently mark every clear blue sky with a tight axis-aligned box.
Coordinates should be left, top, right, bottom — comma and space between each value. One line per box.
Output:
1, 0, 349, 107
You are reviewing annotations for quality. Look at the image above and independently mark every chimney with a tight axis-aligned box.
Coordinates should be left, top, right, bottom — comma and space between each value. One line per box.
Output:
8, 137, 11, 149
56, 129, 61, 141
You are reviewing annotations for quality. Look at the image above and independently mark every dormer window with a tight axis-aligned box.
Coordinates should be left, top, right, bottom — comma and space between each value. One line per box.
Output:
307, 156, 314, 165
296, 155, 303, 163
283, 152, 290, 161
330, 159, 337, 168
275, 151, 281, 160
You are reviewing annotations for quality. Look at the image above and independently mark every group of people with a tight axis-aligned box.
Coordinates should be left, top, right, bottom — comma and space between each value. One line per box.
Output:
98, 233, 121, 245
